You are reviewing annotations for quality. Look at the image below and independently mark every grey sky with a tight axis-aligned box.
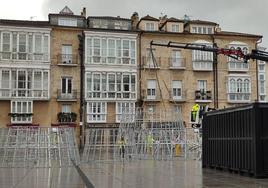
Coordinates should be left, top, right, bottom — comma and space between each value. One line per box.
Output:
1, 0, 268, 47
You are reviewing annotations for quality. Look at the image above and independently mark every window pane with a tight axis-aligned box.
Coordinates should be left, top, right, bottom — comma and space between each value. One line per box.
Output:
35, 35, 42, 53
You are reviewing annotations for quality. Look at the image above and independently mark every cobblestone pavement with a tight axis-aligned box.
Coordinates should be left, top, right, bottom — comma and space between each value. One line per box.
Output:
1, 160, 268, 188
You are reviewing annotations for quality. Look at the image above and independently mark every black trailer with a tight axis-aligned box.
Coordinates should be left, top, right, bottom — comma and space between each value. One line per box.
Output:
202, 103, 268, 178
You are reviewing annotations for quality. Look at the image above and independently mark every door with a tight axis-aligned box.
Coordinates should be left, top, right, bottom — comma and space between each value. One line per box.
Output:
62, 45, 72, 63
61, 77, 72, 98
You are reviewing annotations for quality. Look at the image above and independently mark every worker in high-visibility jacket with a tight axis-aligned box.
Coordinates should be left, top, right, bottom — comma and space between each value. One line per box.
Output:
147, 133, 154, 155
118, 136, 126, 158
191, 104, 200, 123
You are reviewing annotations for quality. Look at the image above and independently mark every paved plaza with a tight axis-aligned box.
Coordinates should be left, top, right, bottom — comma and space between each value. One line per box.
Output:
1, 160, 268, 188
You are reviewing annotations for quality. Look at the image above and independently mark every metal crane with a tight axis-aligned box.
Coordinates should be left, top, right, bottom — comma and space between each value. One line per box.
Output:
150, 41, 268, 62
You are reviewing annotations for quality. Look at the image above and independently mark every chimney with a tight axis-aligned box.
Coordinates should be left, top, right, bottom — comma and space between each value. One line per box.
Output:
81, 7, 86, 17
131, 12, 139, 30
215, 24, 221, 33
159, 15, 167, 30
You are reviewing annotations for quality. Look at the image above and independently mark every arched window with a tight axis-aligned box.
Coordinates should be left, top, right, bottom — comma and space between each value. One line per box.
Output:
244, 79, 250, 93
242, 47, 248, 55
230, 79, 236, 93
237, 79, 243, 93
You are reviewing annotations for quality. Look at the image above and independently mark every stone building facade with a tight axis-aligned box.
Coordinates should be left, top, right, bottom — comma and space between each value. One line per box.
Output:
0, 7, 264, 142
133, 14, 261, 125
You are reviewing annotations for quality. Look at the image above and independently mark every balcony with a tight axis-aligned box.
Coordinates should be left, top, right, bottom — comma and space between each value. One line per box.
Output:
195, 90, 212, 103
142, 56, 161, 69
57, 54, 78, 66
228, 60, 249, 72
169, 58, 186, 69
0, 89, 49, 100
228, 93, 250, 103
169, 90, 186, 102
57, 112, 77, 123
86, 91, 136, 100
0, 52, 49, 62
192, 60, 213, 71
57, 89, 77, 101
142, 89, 161, 102
9, 113, 33, 124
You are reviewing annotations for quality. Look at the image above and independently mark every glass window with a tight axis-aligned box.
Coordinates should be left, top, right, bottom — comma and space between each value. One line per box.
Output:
34, 71, 42, 90
172, 80, 182, 99
108, 74, 116, 91
87, 102, 106, 122
145, 23, 155, 31
123, 75, 130, 91
59, 18, 77, 27
11, 101, 33, 123
198, 80, 207, 92
34, 35, 42, 53
93, 74, 101, 91
2, 33, 11, 52
62, 45, 72, 63
171, 24, 179, 32
62, 104, 71, 113
1, 70, 10, 88
18, 34, 26, 52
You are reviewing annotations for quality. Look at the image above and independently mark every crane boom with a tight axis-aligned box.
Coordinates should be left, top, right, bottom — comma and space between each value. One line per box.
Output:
150, 41, 268, 62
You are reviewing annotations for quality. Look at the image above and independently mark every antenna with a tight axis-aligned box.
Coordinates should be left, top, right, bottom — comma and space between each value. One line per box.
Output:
30, 16, 36, 21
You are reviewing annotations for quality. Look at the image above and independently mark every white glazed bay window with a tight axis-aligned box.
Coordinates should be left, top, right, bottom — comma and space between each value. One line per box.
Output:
0, 31, 49, 61
86, 72, 136, 100
228, 77, 251, 102
87, 102, 107, 123
86, 37, 136, 65
0, 69, 49, 98
192, 41, 213, 71
116, 102, 135, 123
228, 45, 249, 71
10, 101, 33, 123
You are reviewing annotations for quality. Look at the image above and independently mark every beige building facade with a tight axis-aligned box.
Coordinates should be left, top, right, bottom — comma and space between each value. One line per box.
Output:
0, 8, 265, 140
133, 14, 261, 125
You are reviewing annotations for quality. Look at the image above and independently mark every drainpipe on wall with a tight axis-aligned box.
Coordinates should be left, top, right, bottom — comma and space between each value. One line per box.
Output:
78, 32, 85, 148
211, 35, 218, 109
256, 38, 263, 102
138, 31, 144, 107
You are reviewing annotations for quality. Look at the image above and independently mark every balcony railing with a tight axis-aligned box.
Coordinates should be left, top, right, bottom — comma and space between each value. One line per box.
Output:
57, 54, 78, 66
57, 112, 77, 123
9, 113, 33, 124
0, 89, 49, 99
169, 90, 186, 102
86, 91, 136, 100
142, 56, 161, 69
192, 60, 213, 71
169, 58, 186, 69
57, 89, 77, 101
142, 89, 161, 101
0, 52, 49, 62
228, 61, 249, 72
195, 90, 212, 102
228, 93, 250, 103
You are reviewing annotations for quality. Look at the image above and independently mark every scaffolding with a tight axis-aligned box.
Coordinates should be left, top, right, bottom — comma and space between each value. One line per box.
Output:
0, 126, 80, 167
81, 108, 201, 162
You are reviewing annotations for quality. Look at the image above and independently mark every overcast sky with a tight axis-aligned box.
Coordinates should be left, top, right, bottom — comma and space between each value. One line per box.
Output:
1, 0, 268, 47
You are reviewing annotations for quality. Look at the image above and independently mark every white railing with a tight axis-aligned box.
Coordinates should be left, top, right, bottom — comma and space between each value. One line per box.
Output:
86, 91, 136, 100
0, 52, 49, 62
228, 61, 249, 72
192, 60, 213, 71
228, 93, 250, 102
0, 89, 49, 99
